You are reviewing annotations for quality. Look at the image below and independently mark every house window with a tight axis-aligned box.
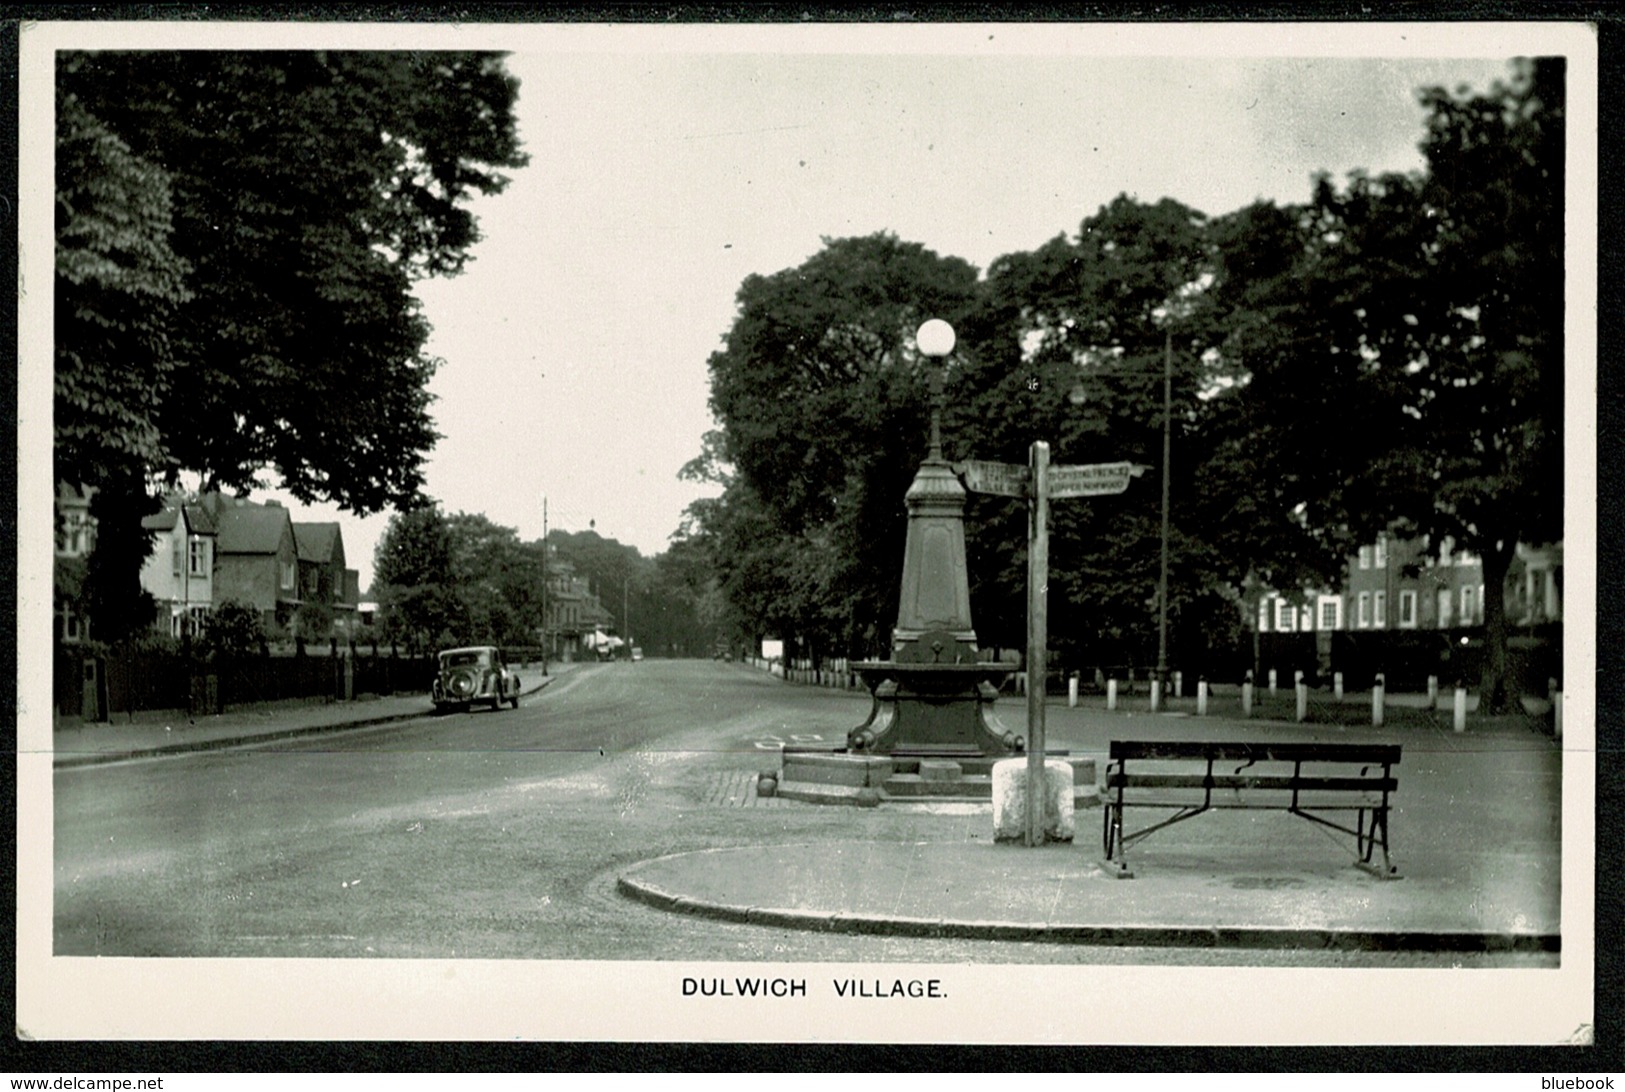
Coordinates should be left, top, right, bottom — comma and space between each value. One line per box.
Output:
59, 603, 87, 642
1399, 590, 1418, 628
1300, 606, 1312, 631
1374, 538, 1387, 568
57, 511, 96, 557
1275, 600, 1295, 631
189, 537, 209, 577
1374, 591, 1387, 628
172, 538, 184, 576
281, 560, 296, 592
1318, 597, 1340, 630
1461, 585, 1476, 626
1438, 588, 1453, 627
1258, 599, 1271, 631
1357, 592, 1371, 629
1358, 546, 1372, 571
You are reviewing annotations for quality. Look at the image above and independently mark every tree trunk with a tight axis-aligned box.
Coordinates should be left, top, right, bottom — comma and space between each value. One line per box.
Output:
1478, 539, 1520, 714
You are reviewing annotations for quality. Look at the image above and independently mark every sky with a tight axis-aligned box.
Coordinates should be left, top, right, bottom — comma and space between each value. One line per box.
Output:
193, 25, 1526, 591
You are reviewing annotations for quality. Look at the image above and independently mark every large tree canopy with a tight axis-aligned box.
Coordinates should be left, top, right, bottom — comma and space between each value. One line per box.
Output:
702, 233, 982, 660
57, 50, 527, 512
56, 50, 526, 644
1203, 58, 1564, 708
679, 61, 1563, 704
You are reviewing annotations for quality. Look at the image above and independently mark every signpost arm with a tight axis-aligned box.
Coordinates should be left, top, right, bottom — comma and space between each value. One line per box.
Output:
1026, 441, 1050, 847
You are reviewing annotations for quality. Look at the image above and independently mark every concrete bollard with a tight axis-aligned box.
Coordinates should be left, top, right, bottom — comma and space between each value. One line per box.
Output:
1242, 678, 1254, 718
1453, 685, 1467, 734
1372, 674, 1386, 728
1428, 675, 1439, 710
1107, 678, 1118, 712
1554, 690, 1563, 739
1017, 672, 1026, 696
1334, 672, 1344, 700
1172, 670, 1183, 699
1268, 668, 1278, 694
1295, 682, 1308, 723
1150, 679, 1162, 714
991, 758, 1076, 843
1068, 673, 1079, 708
1197, 678, 1208, 717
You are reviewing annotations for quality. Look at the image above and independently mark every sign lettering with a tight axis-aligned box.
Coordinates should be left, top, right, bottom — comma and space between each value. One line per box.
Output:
954, 460, 1029, 498
1046, 461, 1144, 498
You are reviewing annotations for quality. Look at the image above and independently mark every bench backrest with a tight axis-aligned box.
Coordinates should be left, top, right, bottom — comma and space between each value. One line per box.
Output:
1109, 740, 1400, 766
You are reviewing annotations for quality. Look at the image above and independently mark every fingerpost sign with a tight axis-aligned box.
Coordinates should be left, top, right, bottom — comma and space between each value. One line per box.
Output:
958, 448, 1146, 846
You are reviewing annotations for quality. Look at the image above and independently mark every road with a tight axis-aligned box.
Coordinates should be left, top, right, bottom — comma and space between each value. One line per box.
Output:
53, 659, 1552, 966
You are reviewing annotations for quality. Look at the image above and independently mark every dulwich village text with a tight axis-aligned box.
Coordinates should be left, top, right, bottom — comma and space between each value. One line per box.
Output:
681, 978, 946, 999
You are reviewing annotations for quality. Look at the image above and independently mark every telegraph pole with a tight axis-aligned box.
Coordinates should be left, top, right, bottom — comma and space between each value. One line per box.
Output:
540, 497, 549, 676
1157, 328, 1172, 688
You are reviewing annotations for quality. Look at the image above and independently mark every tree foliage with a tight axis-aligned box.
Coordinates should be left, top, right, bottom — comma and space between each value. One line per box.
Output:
677, 61, 1563, 702
56, 50, 525, 646
699, 233, 981, 659
58, 50, 527, 514
1205, 58, 1564, 707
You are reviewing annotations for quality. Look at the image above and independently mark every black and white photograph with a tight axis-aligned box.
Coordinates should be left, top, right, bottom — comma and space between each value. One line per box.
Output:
17, 17, 1597, 1046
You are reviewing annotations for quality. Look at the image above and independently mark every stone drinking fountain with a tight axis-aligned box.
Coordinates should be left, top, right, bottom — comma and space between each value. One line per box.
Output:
770, 319, 1097, 807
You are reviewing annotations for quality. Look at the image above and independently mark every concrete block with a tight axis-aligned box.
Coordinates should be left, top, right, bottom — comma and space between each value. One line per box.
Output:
990, 758, 1075, 843
917, 759, 963, 783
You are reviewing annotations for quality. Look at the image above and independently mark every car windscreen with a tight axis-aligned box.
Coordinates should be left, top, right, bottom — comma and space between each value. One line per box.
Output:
442, 652, 487, 668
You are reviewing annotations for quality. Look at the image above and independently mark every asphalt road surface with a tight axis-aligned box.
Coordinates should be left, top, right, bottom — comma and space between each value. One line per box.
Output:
53, 659, 1548, 967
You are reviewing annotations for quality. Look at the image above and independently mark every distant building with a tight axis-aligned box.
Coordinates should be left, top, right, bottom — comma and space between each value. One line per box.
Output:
540, 550, 614, 662
54, 483, 97, 644
139, 497, 219, 638
200, 493, 303, 636
1253, 531, 1562, 635
292, 521, 360, 638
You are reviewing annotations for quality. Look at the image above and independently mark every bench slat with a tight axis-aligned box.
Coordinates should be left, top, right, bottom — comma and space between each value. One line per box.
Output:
1109, 740, 1400, 765
1107, 773, 1398, 793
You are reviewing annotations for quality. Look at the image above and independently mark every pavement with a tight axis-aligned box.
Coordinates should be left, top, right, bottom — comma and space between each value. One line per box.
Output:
48, 659, 577, 769
48, 664, 1568, 955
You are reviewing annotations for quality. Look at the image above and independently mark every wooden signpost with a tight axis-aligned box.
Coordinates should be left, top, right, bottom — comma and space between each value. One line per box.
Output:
955, 448, 1145, 846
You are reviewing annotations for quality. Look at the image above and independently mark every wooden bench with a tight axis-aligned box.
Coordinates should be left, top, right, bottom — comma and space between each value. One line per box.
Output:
1102, 740, 1401, 879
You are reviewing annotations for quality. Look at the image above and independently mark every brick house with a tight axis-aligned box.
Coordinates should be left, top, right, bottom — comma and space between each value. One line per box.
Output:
1255, 532, 1563, 637
292, 521, 361, 638
200, 493, 302, 636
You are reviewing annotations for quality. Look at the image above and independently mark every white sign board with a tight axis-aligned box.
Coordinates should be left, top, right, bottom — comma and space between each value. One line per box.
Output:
954, 460, 1029, 498
1046, 461, 1145, 498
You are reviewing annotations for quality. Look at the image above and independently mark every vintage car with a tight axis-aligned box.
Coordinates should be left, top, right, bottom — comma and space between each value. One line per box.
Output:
431, 646, 521, 712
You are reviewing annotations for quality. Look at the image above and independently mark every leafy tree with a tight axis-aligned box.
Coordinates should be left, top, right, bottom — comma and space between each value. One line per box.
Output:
960, 196, 1227, 668
700, 233, 981, 659
446, 512, 543, 647
57, 51, 526, 643
1204, 59, 1564, 709
374, 505, 465, 653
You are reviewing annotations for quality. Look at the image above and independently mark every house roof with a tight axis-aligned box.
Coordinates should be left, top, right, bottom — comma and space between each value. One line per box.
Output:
141, 501, 218, 536
213, 502, 293, 555
293, 522, 342, 564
